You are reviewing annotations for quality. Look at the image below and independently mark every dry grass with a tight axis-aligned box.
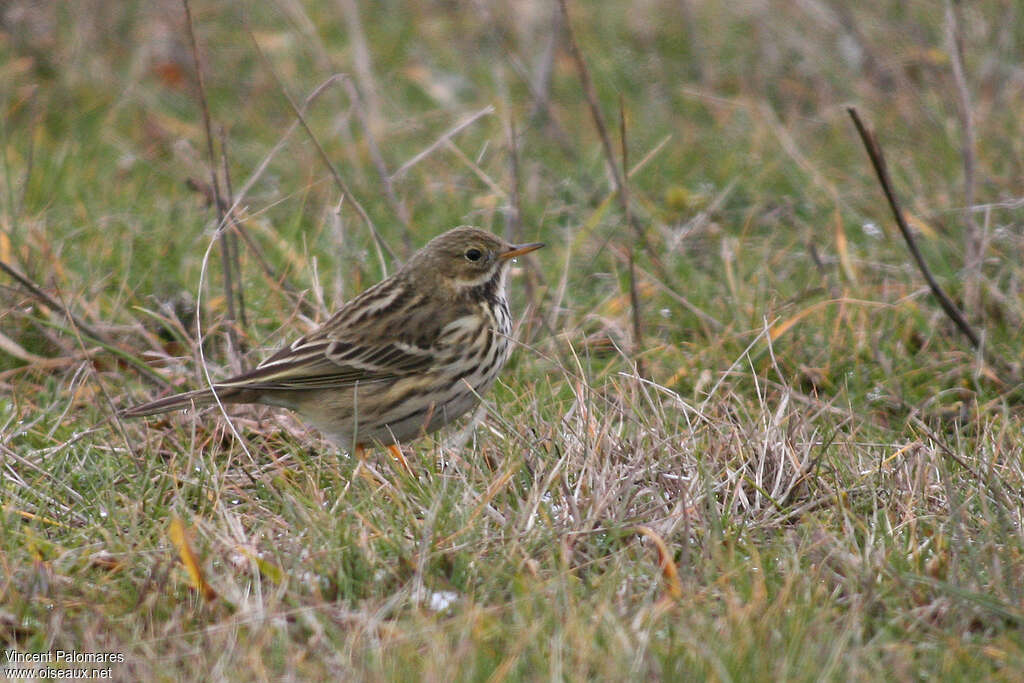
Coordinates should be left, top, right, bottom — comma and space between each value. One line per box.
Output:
2, 0, 1024, 679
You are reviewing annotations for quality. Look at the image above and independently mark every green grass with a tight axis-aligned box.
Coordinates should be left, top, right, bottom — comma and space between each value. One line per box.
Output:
3, 0, 1024, 680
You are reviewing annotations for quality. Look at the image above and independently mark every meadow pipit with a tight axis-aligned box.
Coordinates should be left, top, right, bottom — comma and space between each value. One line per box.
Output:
123, 227, 544, 461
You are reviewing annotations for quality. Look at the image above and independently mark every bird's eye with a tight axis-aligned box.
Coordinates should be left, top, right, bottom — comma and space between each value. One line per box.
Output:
465, 248, 483, 262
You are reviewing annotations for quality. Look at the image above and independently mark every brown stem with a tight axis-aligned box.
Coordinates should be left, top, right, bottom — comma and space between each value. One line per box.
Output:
184, 177, 316, 320
0, 259, 109, 346
247, 30, 396, 274
557, 0, 676, 300
557, 0, 622, 191
620, 98, 646, 378
218, 125, 249, 367
340, 78, 413, 254
0, 258, 171, 387
846, 106, 980, 349
182, 0, 241, 366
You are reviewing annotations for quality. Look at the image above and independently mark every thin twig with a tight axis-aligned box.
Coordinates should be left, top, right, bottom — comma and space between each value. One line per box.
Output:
339, 77, 412, 253
484, 0, 577, 157
0, 259, 109, 346
185, 177, 314, 320
230, 74, 344, 211
191, 74, 344, 320
233, 219, 317, 318
558, 0, 648, 375
50, 287, 146, 476
442, 138, 508, 199
557, 0, 622, 192
390, 105, 495, 182
503, 55, 576, 158
466, 0, 576, 157
557, 0, 675, 292
620, 98, 646, 378
529, 1, 564, 126
0, 263, 171, 385
182, 0, 241, 369
846, 107, 980, 350
219, 125, 248, 366
247, 30, 395, 274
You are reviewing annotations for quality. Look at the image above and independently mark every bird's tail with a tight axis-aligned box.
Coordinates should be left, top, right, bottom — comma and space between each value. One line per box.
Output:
120, 385, 242, 418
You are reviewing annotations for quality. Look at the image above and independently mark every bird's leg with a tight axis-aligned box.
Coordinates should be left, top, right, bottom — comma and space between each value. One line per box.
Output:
387, 443, 412, 474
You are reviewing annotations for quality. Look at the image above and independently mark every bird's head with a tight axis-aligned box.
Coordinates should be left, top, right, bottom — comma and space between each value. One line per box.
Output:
406, 227, 544, 295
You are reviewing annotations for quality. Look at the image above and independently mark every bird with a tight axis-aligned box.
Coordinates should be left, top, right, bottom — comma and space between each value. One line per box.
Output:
122, 227, 544, 467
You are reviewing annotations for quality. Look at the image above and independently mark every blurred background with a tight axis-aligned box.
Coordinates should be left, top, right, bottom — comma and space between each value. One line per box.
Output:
2, 0, 1021, 404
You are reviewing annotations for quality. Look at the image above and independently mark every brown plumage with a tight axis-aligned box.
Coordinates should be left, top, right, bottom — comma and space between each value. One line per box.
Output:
122, 227, 543, 451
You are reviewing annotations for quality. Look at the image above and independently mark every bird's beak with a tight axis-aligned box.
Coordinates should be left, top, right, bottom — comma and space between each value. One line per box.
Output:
500, 242, 545, 260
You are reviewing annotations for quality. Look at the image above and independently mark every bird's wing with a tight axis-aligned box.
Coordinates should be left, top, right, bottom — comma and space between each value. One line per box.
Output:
217, 277, 463, 391
218, 336, 438, 391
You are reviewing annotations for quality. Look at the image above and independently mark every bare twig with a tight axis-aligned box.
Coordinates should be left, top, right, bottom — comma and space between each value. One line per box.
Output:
846, 107, 980, 350
1, 294, 172, 389
182, 0, 241, 365
218, 128, 243, 322
232, 218, 317, 318
469, 0, 576, 156
390, 105, 495, 182
219, 125, 248, 367
0, 259, 109, 347
945, 0, 982, 315
339, 78, 412, 253
184, 178, 262, 277
619, 99, 646, 378
557, 0, 675, 292
557, 0, 622, 192
230, 74, 343, 210
0, 262, 171, 385
442, 138, 508, 199
558, 0, 649, 374
247, 30, 395, 274
190, 74, 344, 320
50, 287, 146, 475
509, 53, 577, 158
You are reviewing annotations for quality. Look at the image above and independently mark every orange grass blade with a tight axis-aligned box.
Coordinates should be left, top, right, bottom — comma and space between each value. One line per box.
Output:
169, 517, 217, 601
635, 525, 683, 599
